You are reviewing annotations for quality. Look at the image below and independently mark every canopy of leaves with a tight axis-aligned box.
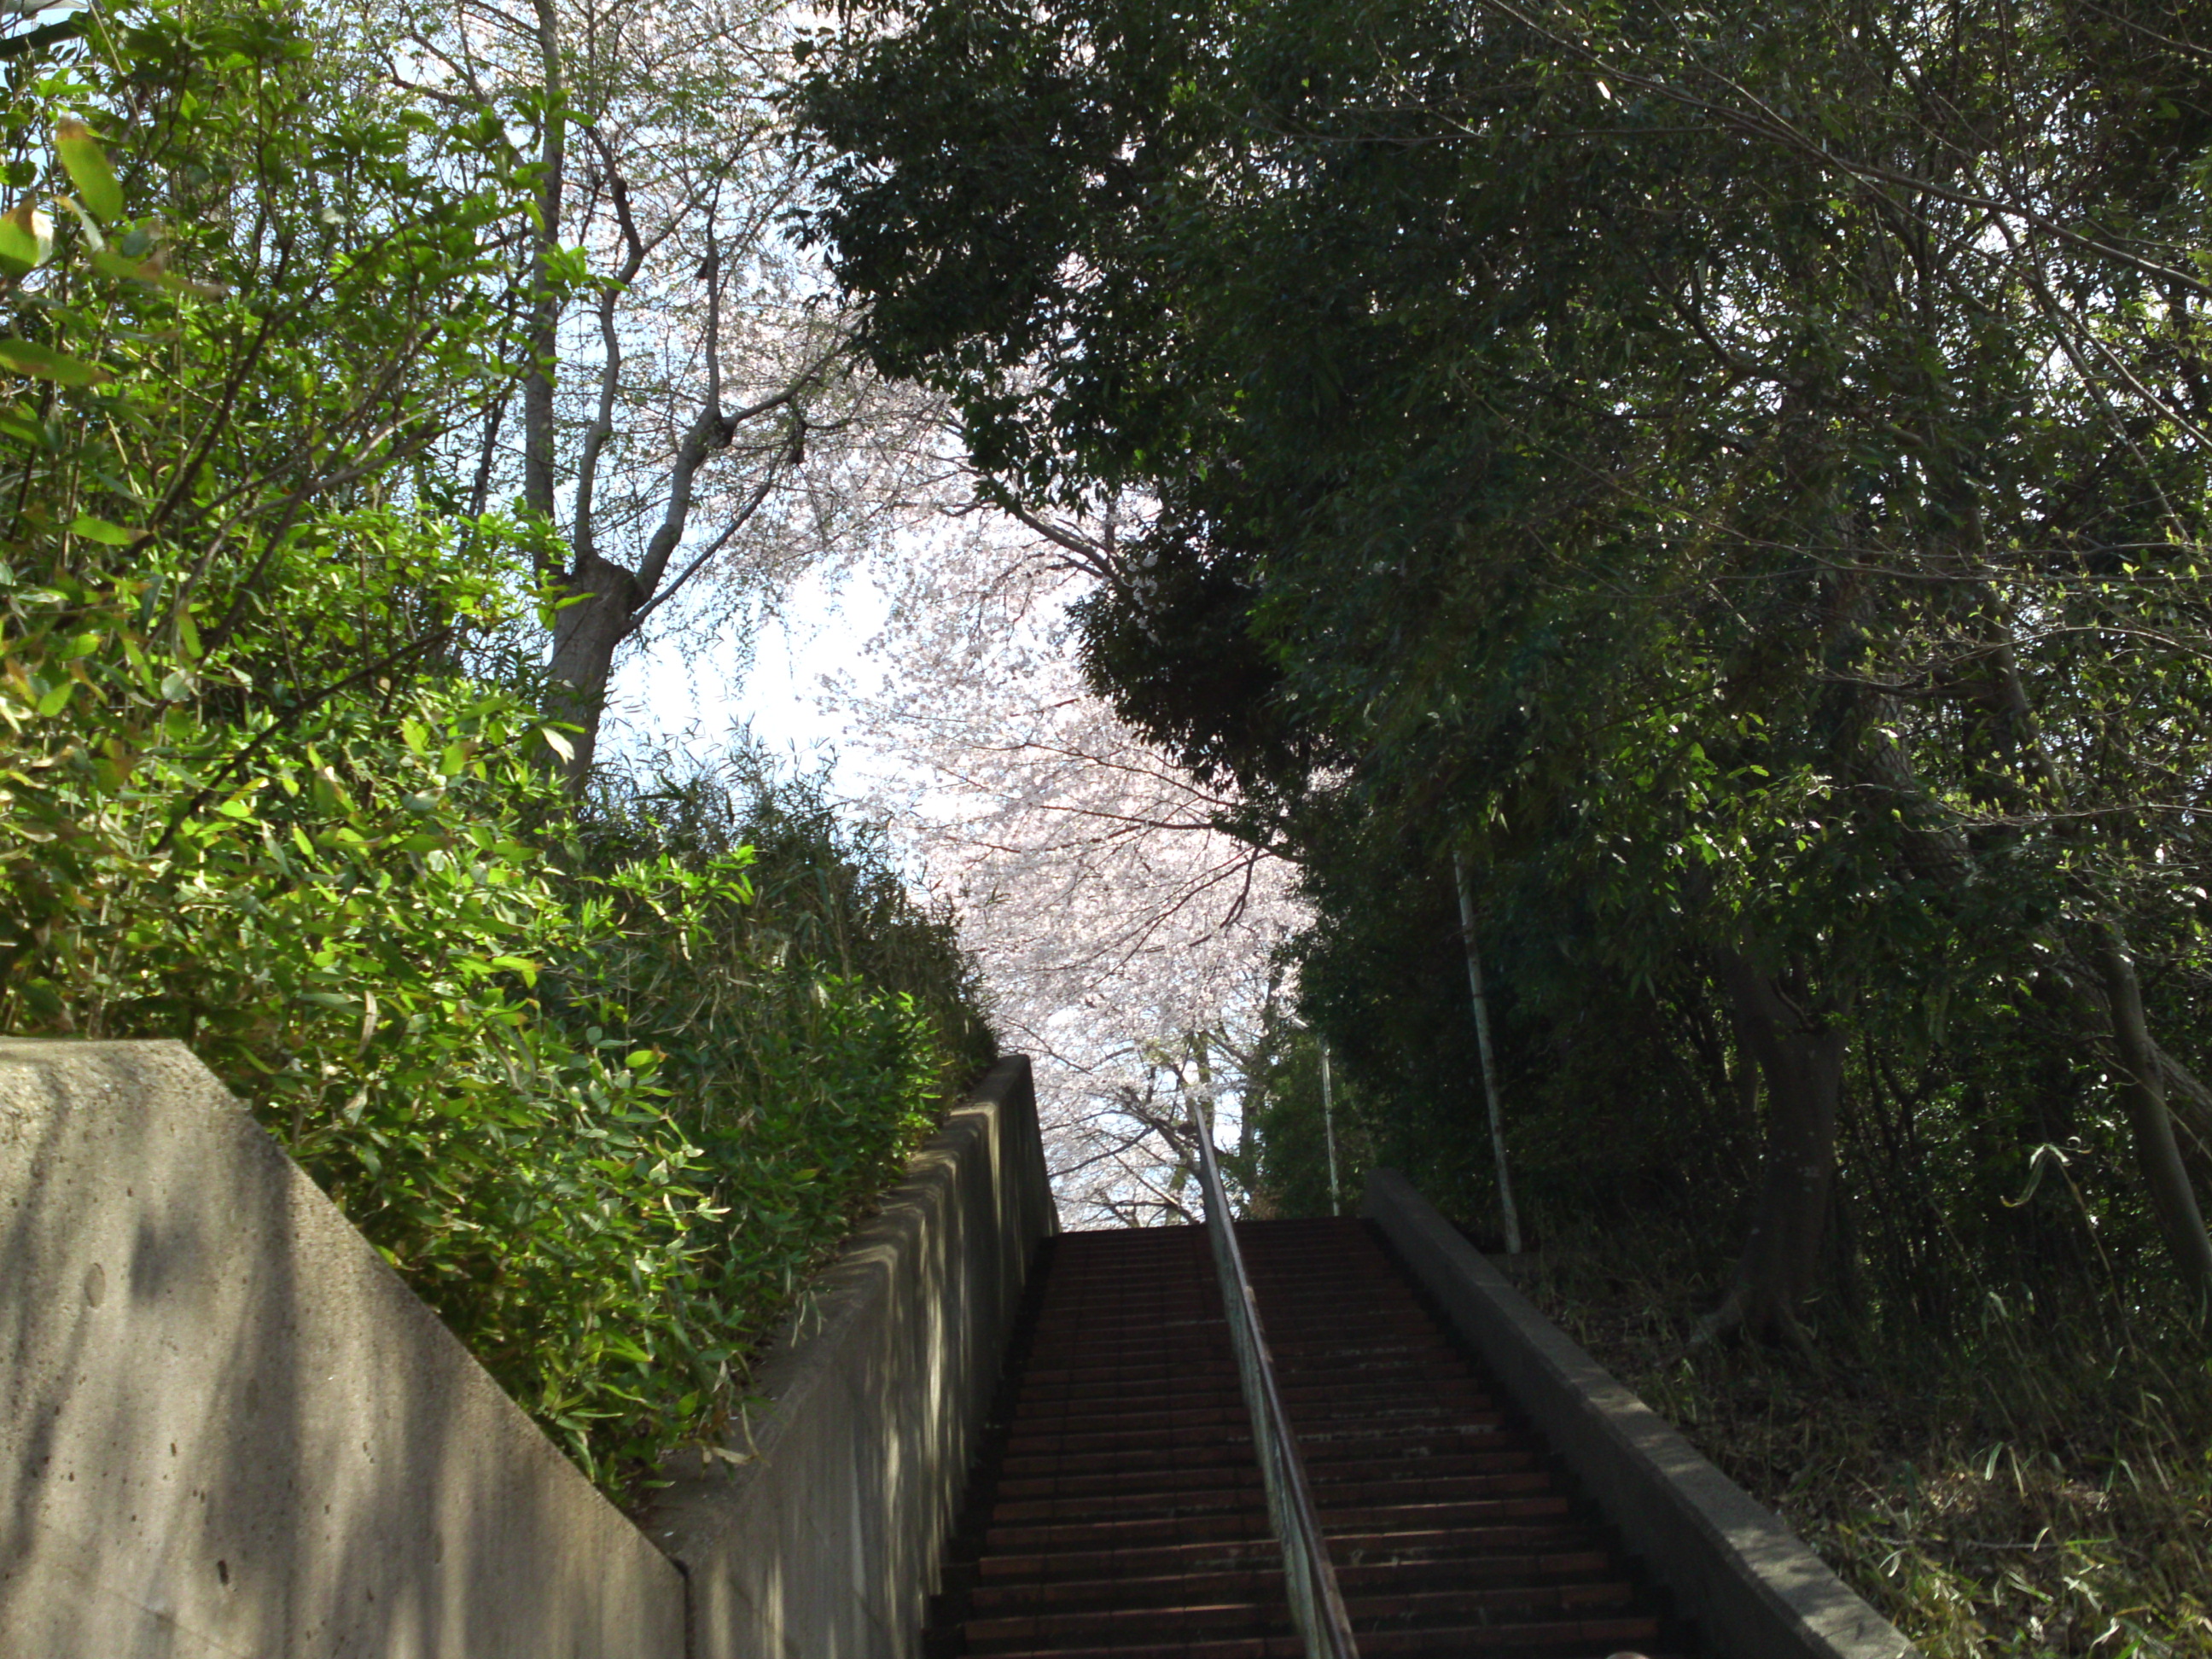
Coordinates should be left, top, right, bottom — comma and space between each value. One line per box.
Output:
800, 0, 2212, 1297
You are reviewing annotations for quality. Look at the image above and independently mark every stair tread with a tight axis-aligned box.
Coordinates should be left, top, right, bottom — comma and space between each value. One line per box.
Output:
924, 1220, 1695, 1659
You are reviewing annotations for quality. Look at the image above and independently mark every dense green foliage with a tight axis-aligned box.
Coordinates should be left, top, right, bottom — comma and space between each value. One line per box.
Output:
804, 2, 2212, 1643
1, 0, 990, 1494
803, 0, 2212, 1320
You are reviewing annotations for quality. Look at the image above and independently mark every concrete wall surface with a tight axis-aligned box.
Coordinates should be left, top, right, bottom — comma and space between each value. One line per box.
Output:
649, 1055, 1057, 1659
1365, 1168, 1921, 1659
0, 1038, 687, 1659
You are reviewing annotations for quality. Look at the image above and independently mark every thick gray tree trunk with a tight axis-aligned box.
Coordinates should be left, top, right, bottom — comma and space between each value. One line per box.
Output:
1702, 952, 1848, 1348
542, 554, 643, 784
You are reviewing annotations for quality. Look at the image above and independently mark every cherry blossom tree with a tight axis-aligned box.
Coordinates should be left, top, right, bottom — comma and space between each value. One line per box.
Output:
830, 509, 1307, 1227
377, 0, 957, 783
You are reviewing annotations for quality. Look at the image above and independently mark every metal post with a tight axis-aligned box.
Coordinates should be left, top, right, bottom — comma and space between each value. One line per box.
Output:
1319, 1039, 1341, 1218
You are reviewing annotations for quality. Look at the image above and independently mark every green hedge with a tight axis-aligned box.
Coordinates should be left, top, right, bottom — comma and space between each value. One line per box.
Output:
0, 6, 992, 1495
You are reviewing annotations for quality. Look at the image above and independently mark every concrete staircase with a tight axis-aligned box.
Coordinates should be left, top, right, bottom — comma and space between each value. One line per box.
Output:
924, 1220, 1691, 1659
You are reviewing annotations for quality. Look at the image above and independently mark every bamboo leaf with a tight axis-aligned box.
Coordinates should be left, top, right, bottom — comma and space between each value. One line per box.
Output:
70, 514, 146, 546
0, 337, 110, 387
55, 119, 122, 223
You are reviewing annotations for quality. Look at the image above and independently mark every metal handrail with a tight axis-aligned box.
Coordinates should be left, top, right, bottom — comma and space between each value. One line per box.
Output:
1187, 1101, 1360, 1659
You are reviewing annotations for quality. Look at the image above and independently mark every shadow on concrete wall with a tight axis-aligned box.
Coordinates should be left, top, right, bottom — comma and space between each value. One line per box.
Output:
0, 1039, 684, 1659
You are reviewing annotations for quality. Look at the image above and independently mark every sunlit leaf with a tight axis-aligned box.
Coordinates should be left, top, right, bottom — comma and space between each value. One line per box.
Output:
70, 514, 146, 546
0, 337, 109, 387
0, 201, 51, 276
54, 118, 122, 223
90, 247, 160, 284
50, 193, 103, 253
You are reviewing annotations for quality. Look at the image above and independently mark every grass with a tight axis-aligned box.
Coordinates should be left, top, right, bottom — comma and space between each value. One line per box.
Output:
1507, 1232, 2212, 1656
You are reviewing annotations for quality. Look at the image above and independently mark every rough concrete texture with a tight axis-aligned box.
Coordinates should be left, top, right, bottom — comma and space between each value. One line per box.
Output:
649, 1055, 1057, 1659
0, 1038, 687, 1659
1364, 1169, 1921, 1659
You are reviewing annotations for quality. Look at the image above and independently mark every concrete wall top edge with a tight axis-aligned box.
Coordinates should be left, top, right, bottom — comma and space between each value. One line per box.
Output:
1362, 1167, 1920, 1659
644, 1053, 1056, 1659
648, 1056, 1040, 1545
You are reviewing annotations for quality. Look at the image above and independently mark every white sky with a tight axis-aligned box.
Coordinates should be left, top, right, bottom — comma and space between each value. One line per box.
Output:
603, 567, 894, 797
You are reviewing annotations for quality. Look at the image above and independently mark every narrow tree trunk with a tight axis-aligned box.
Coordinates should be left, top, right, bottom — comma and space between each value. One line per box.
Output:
542, 553, 642, 785
2093, 923, 2212, 1312
2046, 963, 2212, 1161
522, 0, 566, 524
1702, 952, 1848, 1347
1452, 849, 1522, 1254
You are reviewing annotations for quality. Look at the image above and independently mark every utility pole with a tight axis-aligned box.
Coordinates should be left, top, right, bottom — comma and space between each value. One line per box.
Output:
1453, 847, 1522, 1254
1319, 1039, 1342, 1216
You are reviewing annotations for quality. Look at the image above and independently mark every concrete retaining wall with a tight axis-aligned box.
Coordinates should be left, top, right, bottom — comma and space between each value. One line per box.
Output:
1364, 1168, 1920, 1659
1, 1040, 1058, 1659
648, 1055, 1057, 1659
0, 1037, 688, 1659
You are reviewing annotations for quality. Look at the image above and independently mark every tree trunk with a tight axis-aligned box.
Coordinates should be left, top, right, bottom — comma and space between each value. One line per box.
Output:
522, 0, 565, 523
1841, 643, 2212, 1309
2046, 963, 2212, 1162
1702, 952, 1848, 1347
1453, 848, 1522, 1254
2093, 922, 2212, 1312
542, 552, 643, 786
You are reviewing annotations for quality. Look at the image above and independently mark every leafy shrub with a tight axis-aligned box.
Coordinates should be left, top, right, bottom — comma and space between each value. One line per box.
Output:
0, 3, 993, 1496
3, 568, 994, 1491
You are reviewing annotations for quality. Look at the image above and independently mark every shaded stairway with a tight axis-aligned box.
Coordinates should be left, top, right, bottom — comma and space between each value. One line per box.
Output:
925, 1218, 1694, 1659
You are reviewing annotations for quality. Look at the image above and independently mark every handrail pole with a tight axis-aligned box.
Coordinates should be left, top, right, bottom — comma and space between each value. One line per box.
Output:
1187, 1102, 1360, 1659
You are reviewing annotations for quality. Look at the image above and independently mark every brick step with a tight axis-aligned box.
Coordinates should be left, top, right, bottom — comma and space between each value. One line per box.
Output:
1033, 1283, 1218, 1301
1261, 1318, 1440, 1348
1281, 1380, 1498, 1405
1007, 1381, 1496, 1432
1014, 1353, 1471, 1400
986, 1493, 1576, 1554
1295, 1410, 1511, 1441
1287, 1393, 1503, 1423
1000, 1404, 1254, 1448
1010, 1378, 1259, 1411
924, 1220, 1694, 1659
1007, 1380, 1249, 1415
1031, 1287, 1219, 1306
963, 1577, 1644, 1653
1029, 1296, 1218, 1312
964, 1547, 1619, 1615
1027, 1315, 1224, 1341
996, 1414, 1517, 1462
956, 1621, 1672, 1659
975, 1521, 1609, 1586
990, 1468, 1562, 1525
1008, 1386, 1254, 1417
994, 1446, 1545, 1502
1016, 1356, 1240, 1387
997, 1424, 1541, 1481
